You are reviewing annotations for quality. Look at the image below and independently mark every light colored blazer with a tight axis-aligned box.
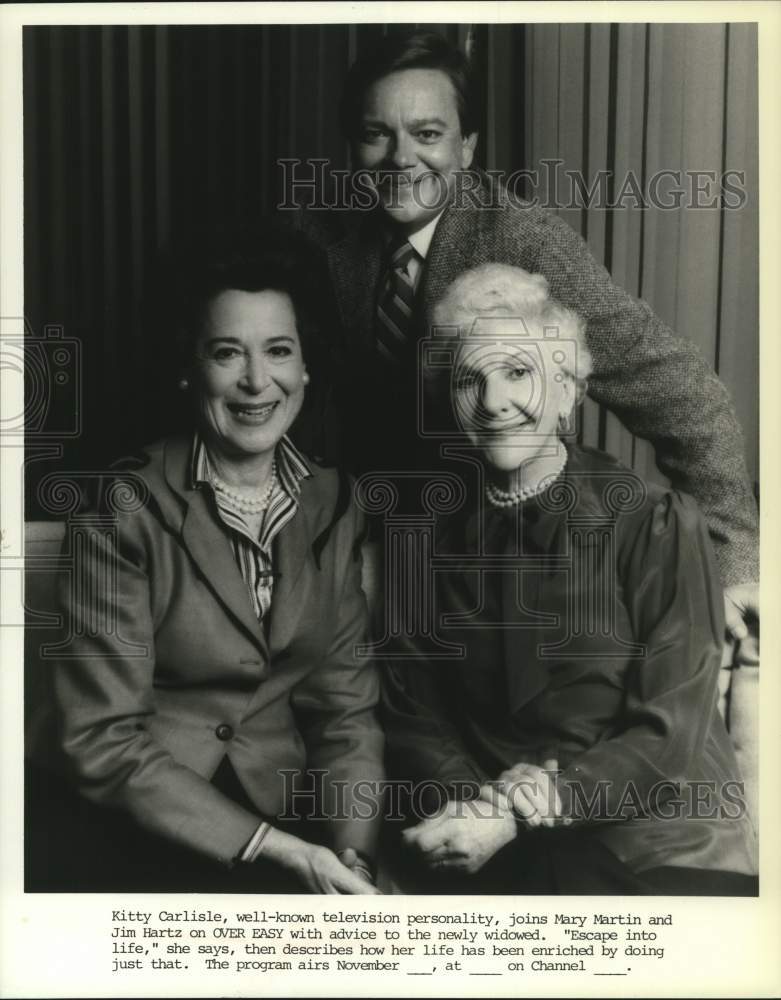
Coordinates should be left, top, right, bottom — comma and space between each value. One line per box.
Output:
40, 434, 384, 865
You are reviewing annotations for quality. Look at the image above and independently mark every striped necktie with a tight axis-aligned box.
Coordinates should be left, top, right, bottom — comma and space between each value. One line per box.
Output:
376, 238, 418, 365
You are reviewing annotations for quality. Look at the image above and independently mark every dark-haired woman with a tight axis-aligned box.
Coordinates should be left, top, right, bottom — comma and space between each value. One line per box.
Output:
28, 229, 384, 893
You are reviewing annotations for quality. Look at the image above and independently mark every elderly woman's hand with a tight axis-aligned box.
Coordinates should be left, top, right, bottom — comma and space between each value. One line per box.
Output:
492, 758, 565, 829
402, 797, 517, 875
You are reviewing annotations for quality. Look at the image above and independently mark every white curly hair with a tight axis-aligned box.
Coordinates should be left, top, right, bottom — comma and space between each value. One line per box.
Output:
430, 262, 593, 387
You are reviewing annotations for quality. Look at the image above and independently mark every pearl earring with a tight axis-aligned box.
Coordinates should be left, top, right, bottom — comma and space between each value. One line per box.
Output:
178, 378, 189, 391
302, 372, 310, 386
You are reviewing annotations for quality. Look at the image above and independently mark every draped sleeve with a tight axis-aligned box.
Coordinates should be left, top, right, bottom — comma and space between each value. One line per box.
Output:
557, 489, 726, 821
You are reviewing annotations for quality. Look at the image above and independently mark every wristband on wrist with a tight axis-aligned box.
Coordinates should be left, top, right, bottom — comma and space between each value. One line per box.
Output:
239, 821, 272, 864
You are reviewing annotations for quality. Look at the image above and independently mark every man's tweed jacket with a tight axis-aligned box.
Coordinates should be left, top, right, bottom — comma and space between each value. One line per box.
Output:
295, 178, 758, 588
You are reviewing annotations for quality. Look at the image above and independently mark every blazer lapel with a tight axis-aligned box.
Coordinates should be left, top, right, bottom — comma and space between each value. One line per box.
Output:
327, 214, 383, 348
420, 189, 481, 319
159, 436, 268, 653
267, 499, 314, 655
180, 491, 269, 654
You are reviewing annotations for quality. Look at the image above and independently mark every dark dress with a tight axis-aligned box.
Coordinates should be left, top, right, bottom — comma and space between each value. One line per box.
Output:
382, 444, 757, 894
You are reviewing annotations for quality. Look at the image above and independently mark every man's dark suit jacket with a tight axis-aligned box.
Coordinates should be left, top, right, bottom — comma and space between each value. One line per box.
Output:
295, 175, 758, 588
33, 435, 384, 868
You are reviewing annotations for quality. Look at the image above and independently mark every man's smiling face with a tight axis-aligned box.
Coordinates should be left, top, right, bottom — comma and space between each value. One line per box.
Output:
353, 68, 477, 233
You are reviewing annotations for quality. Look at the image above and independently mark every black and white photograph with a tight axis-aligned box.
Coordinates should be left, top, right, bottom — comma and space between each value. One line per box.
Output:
1, 2, 779, 997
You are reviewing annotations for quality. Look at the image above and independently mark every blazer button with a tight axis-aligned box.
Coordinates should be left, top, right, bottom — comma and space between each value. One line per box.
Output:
215, 723, 234, 742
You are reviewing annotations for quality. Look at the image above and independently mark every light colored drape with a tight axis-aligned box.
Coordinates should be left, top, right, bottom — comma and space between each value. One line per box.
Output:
481, 22, 758, 486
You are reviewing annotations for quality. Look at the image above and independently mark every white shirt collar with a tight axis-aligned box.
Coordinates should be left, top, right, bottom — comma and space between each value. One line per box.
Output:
406, 210, 446, 260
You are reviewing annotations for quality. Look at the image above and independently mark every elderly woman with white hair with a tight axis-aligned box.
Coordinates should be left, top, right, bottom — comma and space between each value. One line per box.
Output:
382, 263, 757, 895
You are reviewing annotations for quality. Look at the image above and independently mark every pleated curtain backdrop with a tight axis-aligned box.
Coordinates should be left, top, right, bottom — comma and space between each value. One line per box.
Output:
23, 22, 758, 514
479, 22, 758, 487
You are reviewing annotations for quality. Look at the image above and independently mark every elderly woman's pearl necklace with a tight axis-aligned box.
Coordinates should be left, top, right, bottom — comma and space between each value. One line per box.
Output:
485, 450, 567, 508
211, 461, 278, 515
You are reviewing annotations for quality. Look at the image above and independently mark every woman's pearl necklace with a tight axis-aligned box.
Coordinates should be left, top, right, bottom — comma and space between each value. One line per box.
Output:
485, 450, 568, 509
211, 461, 278, 515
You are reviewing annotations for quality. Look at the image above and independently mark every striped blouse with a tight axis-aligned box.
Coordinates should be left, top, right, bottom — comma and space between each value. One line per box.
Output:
191, 433, 311, 622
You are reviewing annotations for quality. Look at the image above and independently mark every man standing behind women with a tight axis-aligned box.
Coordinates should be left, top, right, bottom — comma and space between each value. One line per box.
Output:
27, 227, 383, 893
294, 29, 758, 640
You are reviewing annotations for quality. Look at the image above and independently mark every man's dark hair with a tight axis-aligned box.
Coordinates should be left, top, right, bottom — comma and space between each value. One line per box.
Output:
339, 31, 479, 140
